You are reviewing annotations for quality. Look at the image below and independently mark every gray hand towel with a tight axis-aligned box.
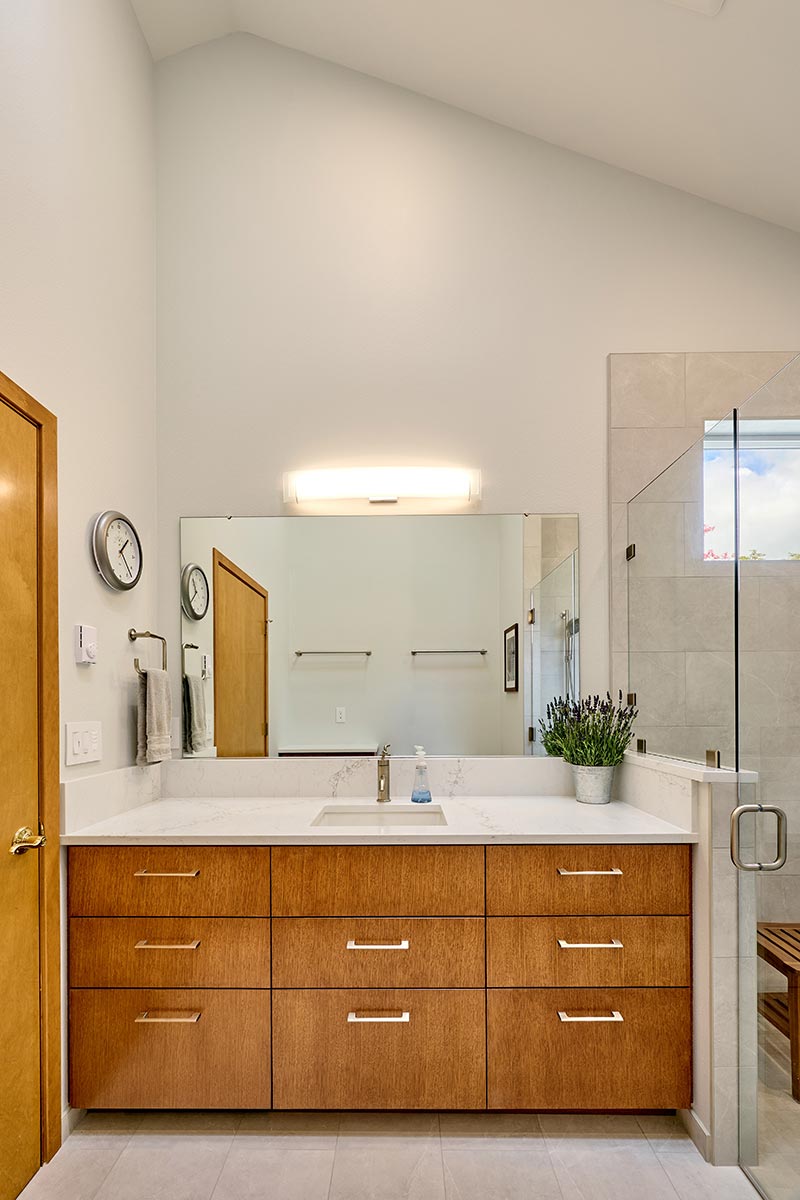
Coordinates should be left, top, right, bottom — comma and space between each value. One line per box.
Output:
136, 668, 172, 765
183, 674, 209, 754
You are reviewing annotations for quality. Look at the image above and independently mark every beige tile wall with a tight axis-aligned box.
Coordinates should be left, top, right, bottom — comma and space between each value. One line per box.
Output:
608, 350, 798, 766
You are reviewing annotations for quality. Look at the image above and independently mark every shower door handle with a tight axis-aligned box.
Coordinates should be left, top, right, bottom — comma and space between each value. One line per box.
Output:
731, 803, 787, 872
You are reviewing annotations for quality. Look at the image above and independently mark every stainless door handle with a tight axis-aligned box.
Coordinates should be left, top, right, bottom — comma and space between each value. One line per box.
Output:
558, 1010, 623, 1023
731, 803, 787, 872
134, 939, 201, 950
557, 939, 623, 949
135, 1011, 201, 1023
134, 869, 200, 878
557, 868, 622, 876
346, 940, 409, 951
347, 1011, 410, 1023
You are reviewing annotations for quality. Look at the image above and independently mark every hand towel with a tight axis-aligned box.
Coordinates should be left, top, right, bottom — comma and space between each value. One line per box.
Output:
136, 667, 172, 765
183, 674, 209, 754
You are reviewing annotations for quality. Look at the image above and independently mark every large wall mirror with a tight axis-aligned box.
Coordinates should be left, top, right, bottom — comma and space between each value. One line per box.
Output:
179, 514, 579, 758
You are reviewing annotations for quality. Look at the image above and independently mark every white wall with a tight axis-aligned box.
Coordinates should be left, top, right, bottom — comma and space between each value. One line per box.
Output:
0, 0, 156, 777
155, 33, 800, 705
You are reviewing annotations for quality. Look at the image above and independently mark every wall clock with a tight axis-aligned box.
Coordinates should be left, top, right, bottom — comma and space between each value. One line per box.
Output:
181, 562, 209, 620
92, 510, 143, 591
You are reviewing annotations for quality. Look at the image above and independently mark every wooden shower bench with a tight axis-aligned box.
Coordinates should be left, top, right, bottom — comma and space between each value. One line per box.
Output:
757, 923, 800, 1101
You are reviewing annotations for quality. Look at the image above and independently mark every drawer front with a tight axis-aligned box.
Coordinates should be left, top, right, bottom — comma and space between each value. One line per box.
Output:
68, 846, 270, 916
69, 988, 270, 1109
488, 987, 691, 1110
272, 846, 484, 916
488, 916, 690, 987
272, 918, 484, 988
486, 845, 690, 915
272, 989, 486, 1109
69, 918, 270, 988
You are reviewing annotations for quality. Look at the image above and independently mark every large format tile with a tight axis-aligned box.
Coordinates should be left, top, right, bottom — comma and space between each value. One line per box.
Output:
329, 1141, 446, 1200
136, 1111, 242, 1135
236, 1111, 339, 1148
539, 1114, 645, 1143
547, 1139, 677, 1200
636, 1114, 694, 1153
609, 353, 685, 430
610, 426, 702, 504
439, 1113, 542, 1150
658, 1151, 761, 1199
685, 352, 796, 426
18, 1135, 129, 1200
210, 1142, 334, 1200
94, 1133, 234, 1200
337, 1112, 440, 1144
628, 652, 686, 726
628, 577, 733, 652
443, 1146, 561, 1199
627, 502, 685, 578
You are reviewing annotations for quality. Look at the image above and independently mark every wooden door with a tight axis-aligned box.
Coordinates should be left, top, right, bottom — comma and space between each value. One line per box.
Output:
212, 549, 268, 757
0, 371, 60, 1199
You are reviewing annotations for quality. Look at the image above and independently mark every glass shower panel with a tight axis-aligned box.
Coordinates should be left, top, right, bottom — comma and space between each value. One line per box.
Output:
734, 353, 800, 1198
626, 414, 736, 766
530, 551, 579, 753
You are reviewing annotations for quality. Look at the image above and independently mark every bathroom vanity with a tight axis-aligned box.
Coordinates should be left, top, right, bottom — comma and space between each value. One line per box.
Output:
65, 796, 693, 1114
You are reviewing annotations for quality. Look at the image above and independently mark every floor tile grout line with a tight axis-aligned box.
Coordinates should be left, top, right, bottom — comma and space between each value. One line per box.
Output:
206, 1133, 239, 1200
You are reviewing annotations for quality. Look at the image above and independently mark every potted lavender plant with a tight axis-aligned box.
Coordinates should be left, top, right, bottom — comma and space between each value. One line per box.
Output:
539, 693, 638, 804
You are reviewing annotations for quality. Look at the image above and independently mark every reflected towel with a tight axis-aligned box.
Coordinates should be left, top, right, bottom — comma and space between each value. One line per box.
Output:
183, 674, 209, 754
136, 668, 172, 765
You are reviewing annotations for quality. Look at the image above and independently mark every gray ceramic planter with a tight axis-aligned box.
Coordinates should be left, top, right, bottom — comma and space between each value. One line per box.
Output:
572, 764, 615, 804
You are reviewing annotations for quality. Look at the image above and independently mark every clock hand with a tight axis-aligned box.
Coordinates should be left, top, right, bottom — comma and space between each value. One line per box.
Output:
118, 539, 130, 557
191, 581, 198, 600
120, 548, 132, 578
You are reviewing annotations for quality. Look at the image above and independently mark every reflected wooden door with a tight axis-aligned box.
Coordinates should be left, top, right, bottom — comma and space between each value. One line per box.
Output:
213, 549, 268, 757
0, 371, 60, 1199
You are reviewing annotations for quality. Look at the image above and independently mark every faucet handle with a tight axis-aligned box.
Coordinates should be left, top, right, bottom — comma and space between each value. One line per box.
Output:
380, 743, 391, 759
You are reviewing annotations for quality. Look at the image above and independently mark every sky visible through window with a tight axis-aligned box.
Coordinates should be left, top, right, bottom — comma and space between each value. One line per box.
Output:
704, 420, 800, 560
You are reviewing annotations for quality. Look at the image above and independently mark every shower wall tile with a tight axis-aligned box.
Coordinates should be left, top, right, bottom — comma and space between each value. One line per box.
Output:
628, 578, 733, 652
685, 351, 796, 425
741, 352, 800, 418
628, 652, 685, 726
609, 426, 701, 504
609, 353, 685, 428
739, 577, 800, 652
685, 651, 735, 728
740, 651, 800, 728
627, 502, 685, 577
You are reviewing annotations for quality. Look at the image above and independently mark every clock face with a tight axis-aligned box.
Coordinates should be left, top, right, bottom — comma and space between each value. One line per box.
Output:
181, 563, 209, 620
92, 511, 143, 591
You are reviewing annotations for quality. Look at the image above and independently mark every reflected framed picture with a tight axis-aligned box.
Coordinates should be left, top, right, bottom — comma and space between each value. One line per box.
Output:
504, 623, 519, 692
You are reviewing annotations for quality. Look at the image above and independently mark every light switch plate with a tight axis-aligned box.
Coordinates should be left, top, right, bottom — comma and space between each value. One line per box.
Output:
74, 624, 98, 664
65, 721, 102, 765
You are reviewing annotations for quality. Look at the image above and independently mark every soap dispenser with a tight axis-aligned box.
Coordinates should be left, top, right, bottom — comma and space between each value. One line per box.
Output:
411, 746, 432, 804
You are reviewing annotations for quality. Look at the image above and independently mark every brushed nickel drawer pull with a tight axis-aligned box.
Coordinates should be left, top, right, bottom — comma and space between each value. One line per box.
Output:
346, 940, 410, 951
347, 1011, 410, 1023
134, 939, 201, 950
135, 1010, 201, 1023
134, 869, 200, 878
557, 938, 623, 949
557, 868, 622, 876
558, 1010, 624, 1023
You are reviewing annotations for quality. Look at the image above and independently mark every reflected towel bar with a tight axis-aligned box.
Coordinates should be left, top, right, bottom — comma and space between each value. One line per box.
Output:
182, 641, 208, 679
295, 650, 372, 657
411, 649, 488, 656
129, 628, 168, 676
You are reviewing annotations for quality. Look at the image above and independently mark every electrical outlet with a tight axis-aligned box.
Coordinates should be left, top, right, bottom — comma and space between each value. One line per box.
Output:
335, 706, 346, 724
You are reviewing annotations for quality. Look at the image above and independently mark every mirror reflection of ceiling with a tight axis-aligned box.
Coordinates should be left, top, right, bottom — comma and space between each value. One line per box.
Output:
131, 0, 800, 231
180, 514, 578, 759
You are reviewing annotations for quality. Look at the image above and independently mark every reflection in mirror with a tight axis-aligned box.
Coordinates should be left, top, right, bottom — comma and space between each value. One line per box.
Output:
180, 515, 578, 758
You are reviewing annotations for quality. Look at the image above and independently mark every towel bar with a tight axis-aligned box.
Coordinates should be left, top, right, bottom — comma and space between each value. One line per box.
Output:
129, 628, 168, 676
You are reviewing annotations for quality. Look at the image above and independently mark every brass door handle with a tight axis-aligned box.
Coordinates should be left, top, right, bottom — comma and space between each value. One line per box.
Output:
9, 826, 47, 855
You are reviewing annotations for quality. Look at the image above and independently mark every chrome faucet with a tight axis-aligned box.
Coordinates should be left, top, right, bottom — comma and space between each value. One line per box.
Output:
377, 744, 391, 803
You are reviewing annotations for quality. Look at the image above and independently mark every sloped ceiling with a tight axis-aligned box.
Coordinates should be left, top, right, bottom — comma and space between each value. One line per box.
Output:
131, 0, 800, 233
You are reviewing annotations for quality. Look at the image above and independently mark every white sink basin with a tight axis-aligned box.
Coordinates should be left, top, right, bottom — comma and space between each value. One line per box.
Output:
312, 804, 447, 827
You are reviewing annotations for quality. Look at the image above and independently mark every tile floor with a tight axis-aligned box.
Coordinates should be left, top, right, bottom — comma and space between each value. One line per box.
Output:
18, 1110, 761, 1200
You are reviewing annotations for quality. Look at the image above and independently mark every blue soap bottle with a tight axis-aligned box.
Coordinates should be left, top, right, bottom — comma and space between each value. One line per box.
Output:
411, 745, 432, 803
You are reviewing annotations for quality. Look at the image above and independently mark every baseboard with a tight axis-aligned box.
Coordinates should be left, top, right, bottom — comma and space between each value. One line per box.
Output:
679, 1107, 712, 1161
62, 1105, 85, 1142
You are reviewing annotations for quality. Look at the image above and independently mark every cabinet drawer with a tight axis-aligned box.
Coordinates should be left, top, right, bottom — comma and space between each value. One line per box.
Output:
69, 918, 270, 988
488, 987, 691, 1110
272, 989, 486, 1109
68, 847, 270, 917
272, 846, 484, 916
486, 845, 690, 915
272, 918, 484, 988
69, 988, 270, 1109
488, 916, 690, 987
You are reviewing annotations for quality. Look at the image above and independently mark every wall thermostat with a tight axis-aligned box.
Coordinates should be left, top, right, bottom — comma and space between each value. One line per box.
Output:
74, 624, 98, 665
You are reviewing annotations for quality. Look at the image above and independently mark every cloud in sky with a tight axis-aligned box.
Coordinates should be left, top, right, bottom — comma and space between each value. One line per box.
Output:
704, 449, 800, 559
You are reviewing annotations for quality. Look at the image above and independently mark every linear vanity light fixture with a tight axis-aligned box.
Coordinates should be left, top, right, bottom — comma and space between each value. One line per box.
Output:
283, 467, 481, 505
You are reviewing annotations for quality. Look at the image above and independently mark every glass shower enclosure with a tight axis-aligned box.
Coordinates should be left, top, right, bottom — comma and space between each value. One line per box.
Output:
529, 549, 580, 753
626, 353, 800, 1197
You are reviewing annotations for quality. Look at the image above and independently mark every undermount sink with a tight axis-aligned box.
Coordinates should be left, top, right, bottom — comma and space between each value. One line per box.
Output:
311, 803, 448, 827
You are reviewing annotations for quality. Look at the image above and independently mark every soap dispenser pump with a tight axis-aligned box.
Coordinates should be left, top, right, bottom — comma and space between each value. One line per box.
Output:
411, 746, 432, 804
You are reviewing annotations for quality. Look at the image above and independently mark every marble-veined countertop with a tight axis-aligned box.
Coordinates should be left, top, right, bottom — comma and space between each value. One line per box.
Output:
60, 794, 696, 845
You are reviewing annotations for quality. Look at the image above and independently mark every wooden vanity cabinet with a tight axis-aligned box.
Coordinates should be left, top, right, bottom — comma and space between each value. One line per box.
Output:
67, 840, 692, 1113
486, 843, 692, 1111
68, 846, 271, 1110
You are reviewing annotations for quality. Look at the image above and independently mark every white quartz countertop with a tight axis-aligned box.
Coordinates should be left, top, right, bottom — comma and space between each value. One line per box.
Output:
60, 794, 696, 846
